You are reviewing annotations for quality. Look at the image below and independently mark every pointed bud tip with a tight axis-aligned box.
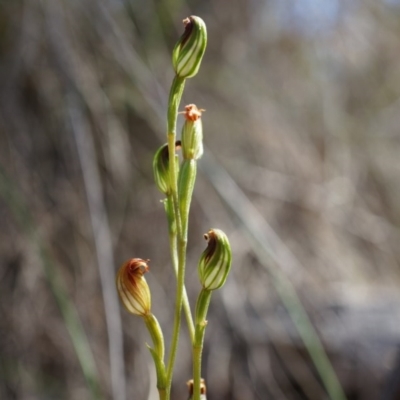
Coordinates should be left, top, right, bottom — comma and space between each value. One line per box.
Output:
182, 104, 205, 122
127, 258, 150, 273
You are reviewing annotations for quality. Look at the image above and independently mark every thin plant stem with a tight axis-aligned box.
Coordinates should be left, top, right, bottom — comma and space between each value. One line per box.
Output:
178, 160, 197, 241
143, 313, 167, 397
144, 314, 165, 362
167, 76, 186, 215
192, 346, 202, 400
165, 74, 188, 398
158, 389, 167, 400
193, 289, 212, 400
166, 195, 195, 343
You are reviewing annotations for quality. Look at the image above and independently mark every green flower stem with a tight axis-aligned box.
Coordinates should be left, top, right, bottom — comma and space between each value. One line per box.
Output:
166, 75, 186, 239
144, 313, 167, 400
193, 289, 212, 400
158, 389, 167, 400
166, 228, 189, 388
166, 75, 186, 242
144, 313, 165, 362
166, 74, 188, 399
175, 159, 197, 344
166, 195, 195, 343
178, 159, 197, 235
167, 76, 186, 133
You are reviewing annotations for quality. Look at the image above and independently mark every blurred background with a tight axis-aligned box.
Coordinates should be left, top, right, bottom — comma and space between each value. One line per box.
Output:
1, 0, 400, 399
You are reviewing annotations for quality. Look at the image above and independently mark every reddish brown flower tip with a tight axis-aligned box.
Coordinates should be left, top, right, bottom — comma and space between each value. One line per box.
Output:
182, 104, 205, 122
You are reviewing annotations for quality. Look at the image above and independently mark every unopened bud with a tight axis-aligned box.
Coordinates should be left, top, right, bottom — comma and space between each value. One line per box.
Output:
116, 258, 151, 316
172, 16, 207, 79
198, 229, 232, 291
181, 104, 204, 160
153, 141, 181, 194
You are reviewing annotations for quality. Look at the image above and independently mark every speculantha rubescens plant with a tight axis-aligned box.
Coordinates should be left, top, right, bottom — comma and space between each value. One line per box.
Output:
116, 16, 232, 400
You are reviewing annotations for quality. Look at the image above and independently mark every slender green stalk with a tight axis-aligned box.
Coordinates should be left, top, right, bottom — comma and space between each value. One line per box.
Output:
178, 160, 197, 236
192, 346, 202, 400
144, 314, 165, 362
144, 313, 167, 399
165, 75, 189, 398
166, 196, 195, 343
158, 388, 167, 400
193, 289, 212, 400
166, 75, 185, 240
166, 233, 189, 395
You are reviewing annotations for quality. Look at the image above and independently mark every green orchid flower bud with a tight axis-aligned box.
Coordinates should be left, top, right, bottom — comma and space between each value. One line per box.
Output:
172, 16, 207, 79
153, 141, 181, 195
116, 258, 151, 316
198, 229, 232, 291
181, 104, 204, 160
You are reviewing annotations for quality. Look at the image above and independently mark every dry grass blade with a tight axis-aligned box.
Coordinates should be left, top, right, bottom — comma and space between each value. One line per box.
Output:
200, 151, 347, 400
0, 166, 101, 399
